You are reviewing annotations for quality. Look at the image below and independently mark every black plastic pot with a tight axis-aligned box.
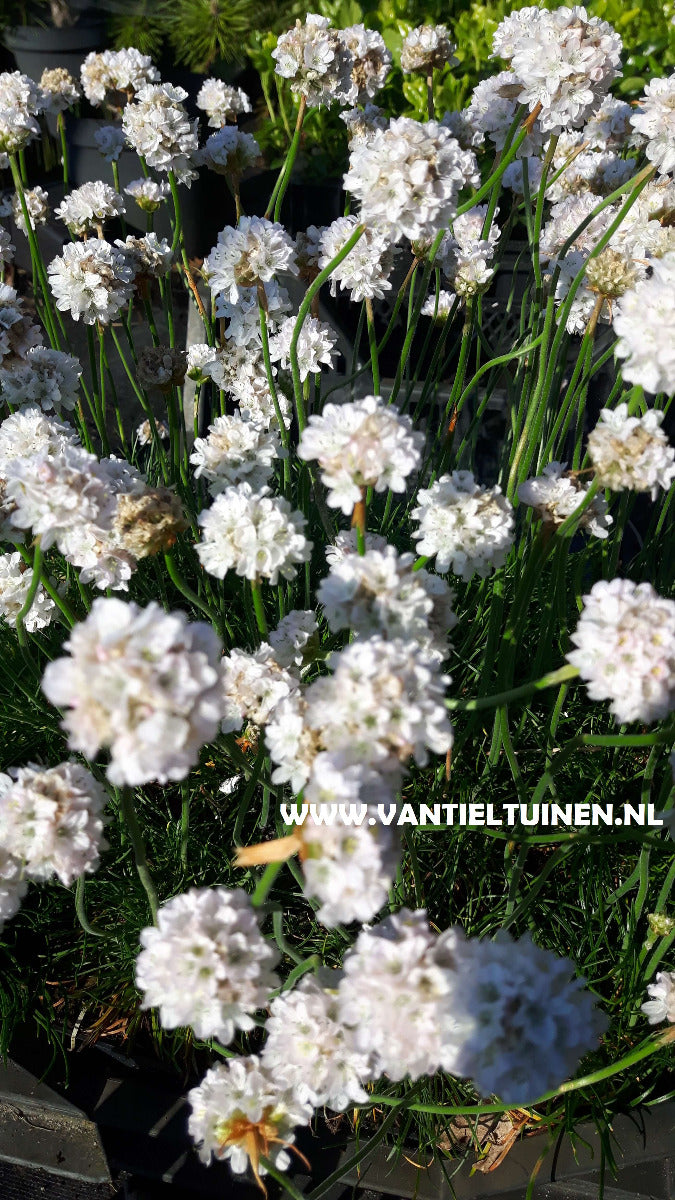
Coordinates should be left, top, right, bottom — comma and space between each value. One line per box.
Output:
2, 14, 106, 82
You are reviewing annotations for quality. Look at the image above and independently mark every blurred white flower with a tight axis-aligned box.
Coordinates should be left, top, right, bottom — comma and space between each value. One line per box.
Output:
191, 412, 282, 495
0, 347, 81, 414
0, 551, 57, 632
642, 971, 675, 1025
630, 73, 675, 176
221, 643, 298, 732
0, 845, 27, 931
613, 255, 675, 396
93, 125, 126, 162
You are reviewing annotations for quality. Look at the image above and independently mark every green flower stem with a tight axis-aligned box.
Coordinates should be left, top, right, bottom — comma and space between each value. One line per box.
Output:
258, 297, 291, 490
365, 296, 380, 393
290, 226, 366, 432
233, 742, 267, 846
163, 552, 220, 631
15, 539, 44, 649
251, 861, 283, 908
259, 1158, 306, 1200
180, 783, 190, 870
57, 112, 69, 186
9, 154, 59, 349
266, 95, 306, 224
250, 577, 269, 637
388, 232, 446, 408
454, 110, 530, 218
119, 786, 159, 925
446, 664, 579, 713
85, 324, 109, 453
109, 324, 170, 484
74, 875, 104, 937
272, 909, 306, 965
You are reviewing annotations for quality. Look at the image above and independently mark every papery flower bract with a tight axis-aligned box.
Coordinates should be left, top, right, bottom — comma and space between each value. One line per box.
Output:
613, 255, 675, 396
196, 78, 251, 127
190, 412, 281, 495
518, 461, 612, 538
344, 116, 479, 245
297, 395, 423, 515
0, 551, 57, 632
0, 761, 107, 886
187, 1055, 313, 1182
567, 578, 675, 724
136, 887, 279, 1042
412, 471, 515, 580
641, 971, 675, 1025
122, 83, 198, 184
204, 216, 297, 305
197, 483, 311, 583
588, 402, 675, 497
0, 347, 81, 414
41, 598, 226, 785
262, 974, 372, 1110
48, 240, 134, 324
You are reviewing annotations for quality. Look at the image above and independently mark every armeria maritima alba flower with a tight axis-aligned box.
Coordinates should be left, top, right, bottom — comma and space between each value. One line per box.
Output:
196, 483, 311, 583
0, 71, 43, 154
0, 845, 27, 931
220, 643, 298, 733
0, 551, 57, 633
518, 461, 612, 538
588, 403, 675, 498
124, 177, 170, 212
122, 83, 198, 184
412, 470, 515, 579
642, 971, 675, 1025
39, 67, 80, 114
190, 412, 282, 495
11, 186, 49, 236
48, 240, 134, 324
297, 395, 423, 514
268, 314, 337, 381
400, 25, 456, 74
0, 761, 107, 886
613, 254, 675, 396
272, 14, 353, 108
296, 805, 401, 926
204, 216, 297, 305
55, 182, 125, 238
196, 78, 251, 127
80, 47, 158, 106
41, 598, 226, 785
136, 887, 279, 1042
630, 73, 675, 177
0, 347, 81, 414
567, 578, 675, 724
319, 216, 395, 301
93, 124, 126, 162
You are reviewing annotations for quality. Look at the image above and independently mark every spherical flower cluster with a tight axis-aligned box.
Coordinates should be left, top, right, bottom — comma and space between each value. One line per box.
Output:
642, 971, 675, 1025
187, 1056, 313, 1182
446, 930, 609, 1104
546, 142, 637, 205
439, 204, 500, 298
221, 643, 298, 732
41, 598, 226, 785
12, 185, 49, 236
587, 403, 675, 498
117, 234, 173, 283
190, 412, 282, 495
613, 255, 675, 396
262, 975, 371, 1109
4, 442, 118, 551
630, 73, 675, 177
296, 807, 401, 926
93, 124, 126, 162
268, 609, 318, 669
422, 289, 457, 318
298, 396, 423, 515
215, 279, 290, 347
272, 14, 353, 108
493, 6, 622, 133
198, 127, 261, 178
80, 47, 159, 107
136, 887, 279, 1042
319, 216, 395, 301
196, 79, 252, 127
204, 217, 298, 305
0, 551, 57, 633
466, 72, 544, 156
518, 461, 612, 538
39, 67, 80, 114
48, 240, 134, 325
0, 283, 42, 363
111, 487, 187, 560
55, 181, 125, 238
412, 471, 515, 580
567, 579, 675, 724
318, 543, 456, 662
266, 636, 452, 801
0, 761, 107, 887
0, 71, 43, 154
269, 314, 337, 381
197, 483, 311, 584
584, 96, 635, 150
122, 84, 198, 184
339, 24, 391, 104
540, 194, 618, 263
400, 25, 456, 74
0, 405, 76, 471
341, 103, 387, 145
0, 347, 81, 413
124, 177, 170, 213
344, 116, 479, 244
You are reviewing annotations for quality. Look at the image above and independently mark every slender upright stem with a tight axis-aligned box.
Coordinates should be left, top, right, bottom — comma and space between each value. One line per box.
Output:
119, 787, 159, 925
365, 296, 380, 393
250, 577, 269, 637
57, 112, 69, 187
266, 95, 307, 224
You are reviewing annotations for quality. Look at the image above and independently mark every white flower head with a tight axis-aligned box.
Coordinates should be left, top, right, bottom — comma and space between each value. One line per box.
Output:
190, 412, 282, 495
400, 25, 456, 74
116, 233, 173, 281
262, 974, 372, 1110
80, 47, 159, 107
272, 14, 354, 108
48, 240, 134, 324
344, 116, 479, 244
136, 887, 279, 1041
0, 347, 81, 414
197, 483, 311, 583
0, 845, 27, 931
340, 24, 391, 104
341, 103, 387, 145
39, 67, 80, 114
269, 314, 337, 381
93, 125, 126, 163
0, 761, 107, 886
124, 177, 170, 213
196, 78, 251, 127
412, 471, 515, 579
319, 216, 395, 301
422, 288, 457, 318
220, 643, 298, 733
204, 216, 298, 305
41, 598, 226, 785
122, 83, 198, 184
187, 1055, 313, 1180
641, 971, 675, 1025
0, 283, 43, 363
0, 71, 43, 154
198, 126, 261, 177
630, 73, 675, 177
588, 402, 675, 497
613, 255, 675, 396
518, 461, 612, 538
12, 186, 49, 236
55, 181, 125, 238
268, 609, 318, 669
298, 805, 401, 926
298, 395, 423, 514
466, 72, 544, 156
0, 551, 57, 633
567, 578, 675, 724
